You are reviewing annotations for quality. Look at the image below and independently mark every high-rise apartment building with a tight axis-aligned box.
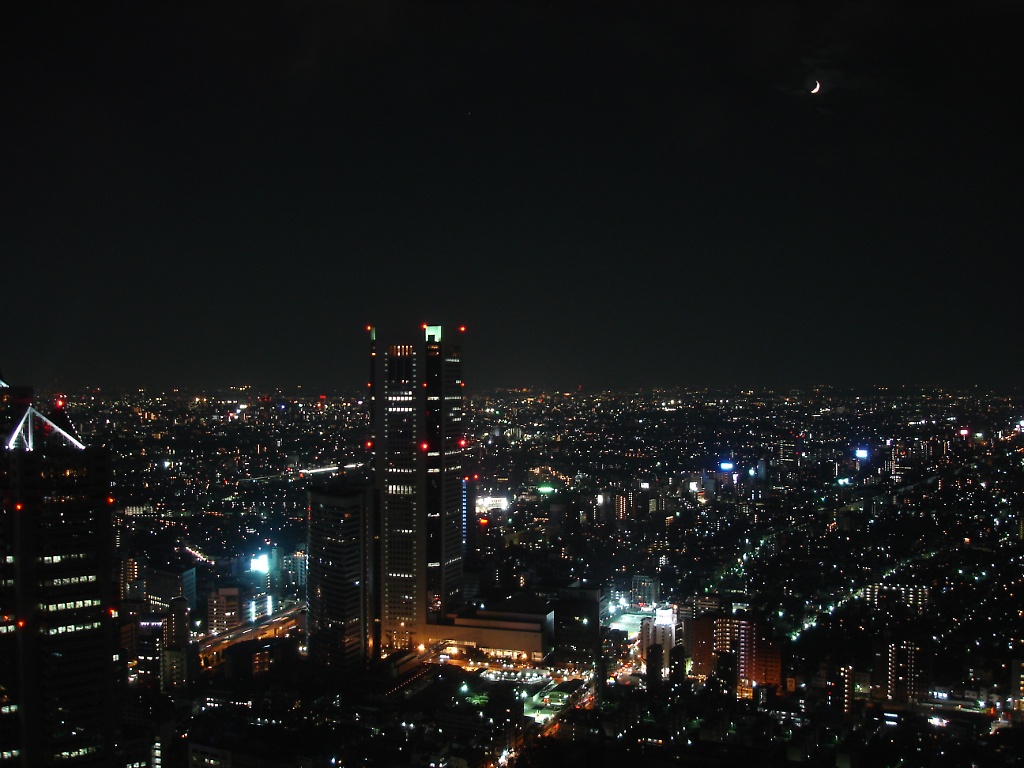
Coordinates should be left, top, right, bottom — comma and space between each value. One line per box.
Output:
206, 587, 242, 635
873, 636, 926, 703
0, 384, 116, 766
688, 612, 781, 696
631, 574, 659, 607
370, 324, 467, 651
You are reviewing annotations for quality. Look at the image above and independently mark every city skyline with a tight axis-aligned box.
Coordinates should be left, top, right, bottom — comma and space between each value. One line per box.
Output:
3, 1, 1021, 392
3, 371, 1023, 765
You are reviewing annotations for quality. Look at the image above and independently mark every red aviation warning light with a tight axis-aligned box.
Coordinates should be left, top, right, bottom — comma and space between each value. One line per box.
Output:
55, 396, 66, 409
459, 326, 466, 332
420, 442, 430, 452
365, 440, 374, 450
458, 438, 467, 448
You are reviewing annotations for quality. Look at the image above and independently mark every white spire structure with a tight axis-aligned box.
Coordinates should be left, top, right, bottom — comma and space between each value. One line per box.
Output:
5, 405, 86, 451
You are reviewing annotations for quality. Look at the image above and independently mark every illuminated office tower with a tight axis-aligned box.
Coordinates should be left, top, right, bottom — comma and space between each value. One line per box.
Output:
369, 324, 467, 651
0, 384, 116, 766
640, 610, 675, 676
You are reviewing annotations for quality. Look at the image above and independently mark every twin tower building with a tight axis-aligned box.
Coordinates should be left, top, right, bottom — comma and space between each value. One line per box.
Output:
307, 324, 470, 677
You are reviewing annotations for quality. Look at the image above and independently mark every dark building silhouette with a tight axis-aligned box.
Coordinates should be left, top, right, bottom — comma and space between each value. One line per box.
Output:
553, 583, 601, 664
369, 324, 467, 651
0, 384, 116, 766
306, 479, 374, 677
160, 596, 193, 693
647, 642, 665, 698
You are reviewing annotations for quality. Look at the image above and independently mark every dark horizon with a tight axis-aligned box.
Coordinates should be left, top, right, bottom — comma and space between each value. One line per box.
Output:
4, 1, 1020, 392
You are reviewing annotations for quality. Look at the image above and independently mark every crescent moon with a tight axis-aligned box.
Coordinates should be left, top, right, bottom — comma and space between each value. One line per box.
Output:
810, 80, 821, 94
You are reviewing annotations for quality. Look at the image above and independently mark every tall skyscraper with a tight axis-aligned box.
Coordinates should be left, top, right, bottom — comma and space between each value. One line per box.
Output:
306, 479, 373, 676
370, 324, 467, 651
0, 384, 116, 766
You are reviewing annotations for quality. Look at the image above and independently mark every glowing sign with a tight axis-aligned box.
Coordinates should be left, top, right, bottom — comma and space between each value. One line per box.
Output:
537, 485, 555, 494
250, 553, 269, 573
655, 608, 674, 627
476, 496, 510, 511
720, 462, 734, 471
854, 449, 869, 460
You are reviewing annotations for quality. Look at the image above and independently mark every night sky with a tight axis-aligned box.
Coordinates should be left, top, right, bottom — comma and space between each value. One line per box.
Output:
3, 1, 1021, 392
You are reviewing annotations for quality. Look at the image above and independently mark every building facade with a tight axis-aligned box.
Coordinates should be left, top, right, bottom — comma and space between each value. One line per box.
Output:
0, 386, 116, 766
370, 325, 467, 651
306, 480, 373, 676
